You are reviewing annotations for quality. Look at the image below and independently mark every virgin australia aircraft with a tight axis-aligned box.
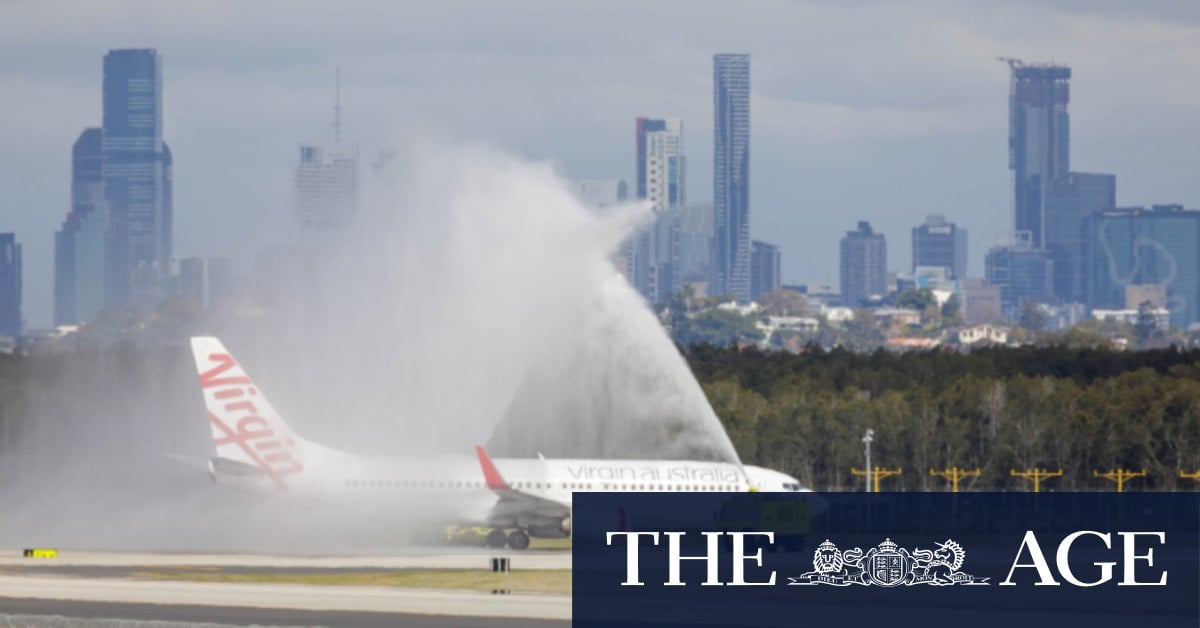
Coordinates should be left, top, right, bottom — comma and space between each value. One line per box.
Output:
190, 336, 806, 549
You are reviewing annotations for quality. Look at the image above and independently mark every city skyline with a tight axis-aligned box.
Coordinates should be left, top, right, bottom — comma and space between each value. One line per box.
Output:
52, 48, 173, 325
2, 1, 1199, 326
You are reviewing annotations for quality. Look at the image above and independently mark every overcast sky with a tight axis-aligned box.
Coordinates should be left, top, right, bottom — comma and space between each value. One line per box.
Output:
2, 0, 1199, 326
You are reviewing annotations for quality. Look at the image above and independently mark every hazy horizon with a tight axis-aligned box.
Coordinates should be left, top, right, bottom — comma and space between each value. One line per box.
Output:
3, 0, 1199, 327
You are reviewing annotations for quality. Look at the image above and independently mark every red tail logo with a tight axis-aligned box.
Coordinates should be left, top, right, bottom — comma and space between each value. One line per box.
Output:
201, 353, 303, 488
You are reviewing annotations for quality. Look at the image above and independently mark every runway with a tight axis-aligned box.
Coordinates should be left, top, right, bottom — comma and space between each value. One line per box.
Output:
0, 550, 571, 626
0, 598, 565, 627
0, 549, 572, 570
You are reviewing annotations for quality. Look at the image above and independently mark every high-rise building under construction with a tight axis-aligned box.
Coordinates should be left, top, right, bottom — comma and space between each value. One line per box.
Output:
1005, 61, 1070, 249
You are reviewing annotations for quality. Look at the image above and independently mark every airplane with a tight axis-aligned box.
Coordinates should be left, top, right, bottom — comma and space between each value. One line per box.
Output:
190, 336, 807, 549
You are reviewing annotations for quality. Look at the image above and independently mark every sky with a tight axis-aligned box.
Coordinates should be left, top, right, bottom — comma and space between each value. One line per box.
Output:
1, 0, 1199, 327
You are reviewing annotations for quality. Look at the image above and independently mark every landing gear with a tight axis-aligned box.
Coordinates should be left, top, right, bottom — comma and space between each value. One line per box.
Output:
486, 528, 507, 549
507, 529, 530, 550
484, 527, 531, 549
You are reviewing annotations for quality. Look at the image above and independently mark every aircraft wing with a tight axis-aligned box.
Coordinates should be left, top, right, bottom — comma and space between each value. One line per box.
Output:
474, 446, 570, 520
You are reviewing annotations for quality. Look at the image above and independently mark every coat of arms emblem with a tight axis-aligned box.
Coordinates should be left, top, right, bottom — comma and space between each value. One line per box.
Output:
789, 538, 988, 587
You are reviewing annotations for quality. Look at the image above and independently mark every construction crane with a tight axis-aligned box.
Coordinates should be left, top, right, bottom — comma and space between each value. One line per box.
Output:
996, 56, 1024, 69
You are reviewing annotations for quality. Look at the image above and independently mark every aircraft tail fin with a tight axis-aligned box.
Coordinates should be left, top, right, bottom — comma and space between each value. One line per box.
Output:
189, 336, 307, 488
475, 445, 511, 490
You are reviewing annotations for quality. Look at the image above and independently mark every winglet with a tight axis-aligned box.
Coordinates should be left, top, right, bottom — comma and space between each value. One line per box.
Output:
475, 445, 510, 490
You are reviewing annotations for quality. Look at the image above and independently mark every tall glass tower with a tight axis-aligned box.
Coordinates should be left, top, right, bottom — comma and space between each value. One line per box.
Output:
912, 214, 968, 280
0, 234, 20, 336
1044, 172, 1115, 302
102, 48, 172, 310
712, 53, 751, 302
54, 128, 108, 325
1083, 205, 1200, 328
1006, 62, 1070, 249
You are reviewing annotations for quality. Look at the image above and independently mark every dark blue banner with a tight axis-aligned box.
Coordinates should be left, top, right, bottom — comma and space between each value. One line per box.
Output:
573, 492, 1199, 627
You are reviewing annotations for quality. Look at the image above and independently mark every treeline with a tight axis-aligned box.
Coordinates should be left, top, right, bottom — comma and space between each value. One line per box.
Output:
3, 340, 1199, 493
685, 344, 1200, 491
0, 344, 204, 488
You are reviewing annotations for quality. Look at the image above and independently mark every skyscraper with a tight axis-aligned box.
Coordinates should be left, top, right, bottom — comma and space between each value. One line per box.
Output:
984, 232, 1054, 316
102, 49, 172, 310
55, 128, 108, 325
295, 143, 359, 270
911, 214, 968, 280
633, 117, 686, 304
678, 202, 714, 286
1083, 205, 1200, 328
712, 53, 751, 302
1005, 61, 1071, 248
1044, 172, 1116, 302
0, 234, 21, 336
750, 240, 780, 301
840, 222, 887, 306
636, 118, 686, 211
172, 256, 235, 310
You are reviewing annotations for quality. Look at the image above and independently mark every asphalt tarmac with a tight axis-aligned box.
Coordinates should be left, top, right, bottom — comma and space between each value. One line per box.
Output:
0, 598, 567, 627
0, 550, 572, 627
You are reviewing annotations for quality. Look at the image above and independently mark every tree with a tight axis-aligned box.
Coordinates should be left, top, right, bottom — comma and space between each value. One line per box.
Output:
841, 310, 884, 352
941, 294, 963, 325
757, 289, 808, 316
895, 288, 936, 312
664, 290, 688, 336
1050, 323, 1110, 349
672, 308, 764, 347
1018, 299, 1047, 334
702, 379, 767, 460
1134, 300, 1160, 346
683, 342, 1200, 491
